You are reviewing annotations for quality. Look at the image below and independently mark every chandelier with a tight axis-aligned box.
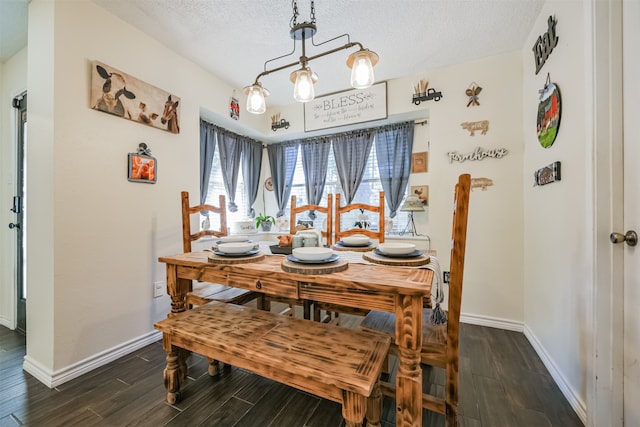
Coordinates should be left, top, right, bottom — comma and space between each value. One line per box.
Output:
243, 0, 379, 114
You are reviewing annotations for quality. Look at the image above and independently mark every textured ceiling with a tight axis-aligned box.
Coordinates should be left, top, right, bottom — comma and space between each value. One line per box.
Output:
0, 0, 28, 62
2, 0, 545, 109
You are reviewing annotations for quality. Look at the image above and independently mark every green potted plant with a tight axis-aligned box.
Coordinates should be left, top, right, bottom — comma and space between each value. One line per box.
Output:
255, 213, 276, 232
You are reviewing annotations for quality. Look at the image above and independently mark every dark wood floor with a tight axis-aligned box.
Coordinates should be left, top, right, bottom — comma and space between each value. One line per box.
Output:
0, 313, 584, 427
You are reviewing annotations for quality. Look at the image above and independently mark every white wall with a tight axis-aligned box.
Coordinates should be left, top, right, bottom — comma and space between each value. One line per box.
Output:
522, 0, 590, 419
421, 52, 525, 325
1, 47, 28, 328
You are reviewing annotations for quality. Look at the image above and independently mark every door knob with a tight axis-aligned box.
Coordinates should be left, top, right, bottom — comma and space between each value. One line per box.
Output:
8, 223, 20, 230
610, 230, 638, 247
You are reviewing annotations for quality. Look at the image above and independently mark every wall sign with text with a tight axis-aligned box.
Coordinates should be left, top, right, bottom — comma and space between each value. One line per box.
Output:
304, 82, 387, 132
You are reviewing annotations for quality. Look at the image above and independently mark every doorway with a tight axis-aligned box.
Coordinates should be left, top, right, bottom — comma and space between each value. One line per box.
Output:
11, 93, 27, 334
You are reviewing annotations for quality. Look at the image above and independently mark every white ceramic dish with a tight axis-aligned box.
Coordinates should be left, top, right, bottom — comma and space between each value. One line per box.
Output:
341, 235, 370, 246
292, 247, 333, 261
377, 242, 416, 255
218, 235, 249, 243
217, 242, 255, 254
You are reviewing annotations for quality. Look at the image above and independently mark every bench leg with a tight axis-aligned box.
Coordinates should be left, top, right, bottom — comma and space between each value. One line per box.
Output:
342, 391, 367, 427
207, 357, 222, 376
366, 381, 382, 427
163, 346, 184, 404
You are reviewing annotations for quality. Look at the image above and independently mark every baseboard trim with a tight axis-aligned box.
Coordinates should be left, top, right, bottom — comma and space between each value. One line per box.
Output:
461, 312, 524, 332
23, 330, 162, 388
0, 316, 13, 329
524, 324, 587, 425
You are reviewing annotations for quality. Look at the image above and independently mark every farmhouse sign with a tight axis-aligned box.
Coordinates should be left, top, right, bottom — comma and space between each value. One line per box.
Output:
304, 82, 387, 132
532, 16, 559, 75
446, 146, 508, 163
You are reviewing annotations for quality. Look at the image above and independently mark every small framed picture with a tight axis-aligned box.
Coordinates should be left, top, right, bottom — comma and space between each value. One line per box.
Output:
412, 152, 428, 173
410, 185, 429, 206
128, 153, 157, 183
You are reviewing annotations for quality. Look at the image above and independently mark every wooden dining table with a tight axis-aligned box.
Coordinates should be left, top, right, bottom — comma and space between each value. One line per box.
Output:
159, 250, 433, 427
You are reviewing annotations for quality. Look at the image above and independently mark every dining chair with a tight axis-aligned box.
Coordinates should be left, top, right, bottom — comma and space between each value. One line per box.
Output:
359, 173, 471, 426
315, 191, 385, 323
181, 191, 264, 309
289, 194, 333, 246
334, 191, 385, 244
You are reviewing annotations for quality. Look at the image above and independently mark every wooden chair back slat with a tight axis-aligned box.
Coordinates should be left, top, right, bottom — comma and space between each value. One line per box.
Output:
334, 191, 385, 243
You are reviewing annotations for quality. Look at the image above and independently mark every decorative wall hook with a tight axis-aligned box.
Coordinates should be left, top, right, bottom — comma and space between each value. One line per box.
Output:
466, 82, 482, 107
137, 142, 152, 156
411, 79, 443, 105
271, 113, 290, 131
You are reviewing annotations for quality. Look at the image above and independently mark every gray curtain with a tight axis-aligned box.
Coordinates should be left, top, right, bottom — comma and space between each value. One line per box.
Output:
375, 121, 415, 217
332, 130, 375, 204
199, 120, 217, 206
300, 138, 331, 219
214, 126, 243, 212
267, 141, 300, 217
241, 139, 263, 218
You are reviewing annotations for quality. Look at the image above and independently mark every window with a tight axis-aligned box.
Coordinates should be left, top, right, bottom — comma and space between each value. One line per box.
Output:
203, 149, 249, 232
205, 138, 411, 235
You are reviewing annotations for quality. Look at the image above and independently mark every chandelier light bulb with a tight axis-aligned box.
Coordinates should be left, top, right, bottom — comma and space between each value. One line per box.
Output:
244, 84, 268, 114
349, 51, 375, 89
291, 68, 318, 102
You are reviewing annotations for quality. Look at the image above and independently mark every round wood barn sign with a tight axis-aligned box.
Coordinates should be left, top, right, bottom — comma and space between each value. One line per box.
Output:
536, 82, 561, 148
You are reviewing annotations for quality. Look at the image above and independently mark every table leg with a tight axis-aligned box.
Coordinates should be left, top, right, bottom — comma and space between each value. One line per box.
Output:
166, 264, 191, 317
394, 295, 423, 427
366, 381, 383, 427
342, 390, 367, 427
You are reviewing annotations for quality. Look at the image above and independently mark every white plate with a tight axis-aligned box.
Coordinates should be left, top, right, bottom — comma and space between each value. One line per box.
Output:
377, 242, 416, 255
218, 235, 249, 243
217, 242, 255, 254
292, 247, 333, 261
341, 235, 370, 246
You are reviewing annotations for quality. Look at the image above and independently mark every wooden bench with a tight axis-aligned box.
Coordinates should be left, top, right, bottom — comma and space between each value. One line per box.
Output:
154, 301, 391, 427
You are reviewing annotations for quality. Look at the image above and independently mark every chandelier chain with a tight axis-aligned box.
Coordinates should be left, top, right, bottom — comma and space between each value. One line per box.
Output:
291, 0, 299, 28
291, 0, 316, 28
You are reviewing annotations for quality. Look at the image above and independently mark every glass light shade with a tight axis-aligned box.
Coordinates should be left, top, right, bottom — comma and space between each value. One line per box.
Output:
347, 50, 378, 89
243, 84, 268, 114
291, 68, 318, 102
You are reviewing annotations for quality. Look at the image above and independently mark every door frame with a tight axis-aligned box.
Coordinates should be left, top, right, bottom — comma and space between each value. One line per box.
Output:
589, 0, 624, 426
13, 92, 27, 334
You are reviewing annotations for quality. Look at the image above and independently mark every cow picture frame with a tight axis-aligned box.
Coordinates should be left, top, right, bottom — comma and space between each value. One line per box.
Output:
128, 152, 157, 184
91, 60, 181, 134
